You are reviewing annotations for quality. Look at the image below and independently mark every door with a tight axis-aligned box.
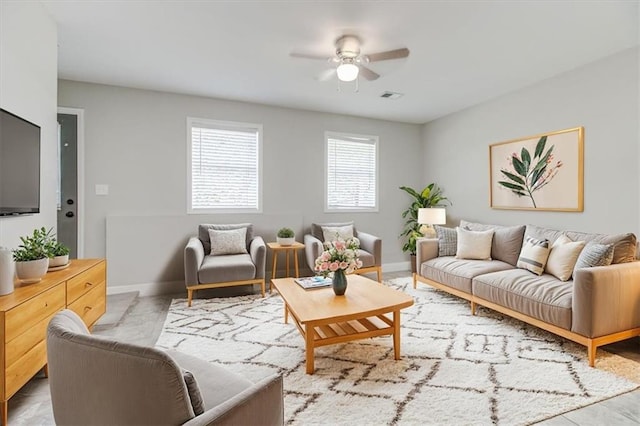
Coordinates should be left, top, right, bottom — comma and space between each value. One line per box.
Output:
57, 113, 78, 258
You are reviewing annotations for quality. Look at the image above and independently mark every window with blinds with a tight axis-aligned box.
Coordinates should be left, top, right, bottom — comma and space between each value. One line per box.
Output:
188, 118, 262, 213
325, 132, 378, 212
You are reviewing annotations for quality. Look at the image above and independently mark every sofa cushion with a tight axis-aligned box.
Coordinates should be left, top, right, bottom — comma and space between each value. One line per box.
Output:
455, 227, 494, 260
311, 222, 355, 242
525, 224, 636, 264
517, 236, 551, 276
460, 221, 526, 266
435, 225, 457, 257
199, 224, 253, 255
545, 235, 585, 281
198, 254, 256, 284
472, 269, 573, 330
573, 242, 614, 273
420, 257, 513, 294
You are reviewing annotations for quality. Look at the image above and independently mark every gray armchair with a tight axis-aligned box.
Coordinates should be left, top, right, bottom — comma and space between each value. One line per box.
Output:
304, 222, 382, 282
185, 223, 266, 307
47, 309, 284, 426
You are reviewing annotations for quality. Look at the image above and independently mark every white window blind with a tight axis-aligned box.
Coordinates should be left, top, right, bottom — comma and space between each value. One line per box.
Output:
188, 118, 261, 212
326, 132, 378, 211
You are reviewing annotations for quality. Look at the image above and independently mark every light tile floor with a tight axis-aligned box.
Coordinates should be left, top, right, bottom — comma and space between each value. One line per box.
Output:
6, 271, 640, 425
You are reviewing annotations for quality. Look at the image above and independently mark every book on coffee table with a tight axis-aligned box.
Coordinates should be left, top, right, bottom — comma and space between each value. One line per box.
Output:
294, 276, 332, 289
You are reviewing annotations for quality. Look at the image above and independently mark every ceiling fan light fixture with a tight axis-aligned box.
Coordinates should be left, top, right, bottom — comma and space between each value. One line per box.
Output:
336, 62, 359, 82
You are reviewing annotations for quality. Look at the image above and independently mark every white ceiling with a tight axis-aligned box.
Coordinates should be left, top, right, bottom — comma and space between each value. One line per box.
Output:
42, 1, 638, 124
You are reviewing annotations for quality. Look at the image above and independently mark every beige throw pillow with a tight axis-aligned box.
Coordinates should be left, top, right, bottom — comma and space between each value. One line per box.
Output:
208, 228, 248, 256
322, 225, 354, 242
455, 227, 494, 260
517, 235, 551, 275
545, 235, 586, 281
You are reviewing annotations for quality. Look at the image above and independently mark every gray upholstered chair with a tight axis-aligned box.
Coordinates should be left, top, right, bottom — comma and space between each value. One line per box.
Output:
304, 221, 382, 282
47, 309, 284, 426
184, 223, 266, 307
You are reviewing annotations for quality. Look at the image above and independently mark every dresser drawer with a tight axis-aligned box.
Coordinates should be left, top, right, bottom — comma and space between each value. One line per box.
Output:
5, 338, 47, 399
5, 313, 54, 367
67, 280, 106, 328
67, 261, 106, 304
5, 284, 65, 343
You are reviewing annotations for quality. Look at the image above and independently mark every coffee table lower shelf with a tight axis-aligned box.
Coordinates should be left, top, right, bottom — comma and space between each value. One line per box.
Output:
285, 307, 401, 374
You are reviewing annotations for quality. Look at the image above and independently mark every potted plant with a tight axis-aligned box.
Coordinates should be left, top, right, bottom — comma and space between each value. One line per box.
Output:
12, 227, 50, 284
276, 227, 295, 246
47, 240, 70, 269
399, 183, 451, 272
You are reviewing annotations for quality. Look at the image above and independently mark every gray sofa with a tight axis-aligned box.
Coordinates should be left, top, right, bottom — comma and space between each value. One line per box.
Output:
414, 220, 640, 367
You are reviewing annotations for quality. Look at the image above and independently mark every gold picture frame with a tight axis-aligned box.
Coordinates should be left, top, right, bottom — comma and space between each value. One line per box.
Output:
489, 127, 584, 211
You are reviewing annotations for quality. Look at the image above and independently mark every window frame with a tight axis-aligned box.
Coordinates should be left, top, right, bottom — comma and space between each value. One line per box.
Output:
324, 131, 379, 213
186, 117, 263, 214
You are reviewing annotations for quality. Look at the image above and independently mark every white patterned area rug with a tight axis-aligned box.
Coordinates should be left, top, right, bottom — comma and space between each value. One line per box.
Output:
156, 277, 639, 425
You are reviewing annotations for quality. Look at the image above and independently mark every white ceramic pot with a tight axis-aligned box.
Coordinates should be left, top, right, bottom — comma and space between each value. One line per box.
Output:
277, 237, 295, 246
15, 258, 49, 284
49, 254, 69, 268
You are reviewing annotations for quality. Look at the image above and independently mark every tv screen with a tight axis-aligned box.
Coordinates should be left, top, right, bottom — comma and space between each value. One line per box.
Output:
0, 109, 41, 216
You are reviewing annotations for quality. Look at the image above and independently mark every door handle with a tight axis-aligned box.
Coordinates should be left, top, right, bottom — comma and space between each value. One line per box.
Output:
65, 211, 75, 218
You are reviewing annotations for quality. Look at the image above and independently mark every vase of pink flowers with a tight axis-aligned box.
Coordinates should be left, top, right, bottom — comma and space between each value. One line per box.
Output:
314, 237, 362, 296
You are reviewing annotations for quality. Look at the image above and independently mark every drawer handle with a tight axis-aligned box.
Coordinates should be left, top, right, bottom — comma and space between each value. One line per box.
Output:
44, 302, 48, 308
85, 282, 94, 288
84, 306, 93, 312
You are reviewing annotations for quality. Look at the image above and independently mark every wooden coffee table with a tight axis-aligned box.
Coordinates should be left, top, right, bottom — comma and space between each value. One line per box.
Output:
271, 274, 414, 374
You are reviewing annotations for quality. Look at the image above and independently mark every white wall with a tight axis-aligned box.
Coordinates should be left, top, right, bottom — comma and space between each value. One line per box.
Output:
0, 2, 58, 249
57, 81, 424, 290
422, 47, 639, 236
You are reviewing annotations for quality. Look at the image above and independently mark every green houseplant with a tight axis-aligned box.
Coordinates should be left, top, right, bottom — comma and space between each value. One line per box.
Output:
399, 183, 451, 271
276, 227, 295, 246
47, 239, 71, 268
13, 227, 50, 283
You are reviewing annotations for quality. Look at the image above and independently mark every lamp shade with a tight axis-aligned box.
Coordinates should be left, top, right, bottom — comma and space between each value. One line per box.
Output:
336, 63, 359, 82
417, 208, 446, 225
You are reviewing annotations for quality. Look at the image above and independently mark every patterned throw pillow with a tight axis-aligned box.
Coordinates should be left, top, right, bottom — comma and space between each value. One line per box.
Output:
321, 225, 354, 242
517, 235, 551, 275
455, 227, 494, 260
544, 235, 586, 281
208, 228, 248, 256
573, 242, 614, 274
435, 225, 457, 257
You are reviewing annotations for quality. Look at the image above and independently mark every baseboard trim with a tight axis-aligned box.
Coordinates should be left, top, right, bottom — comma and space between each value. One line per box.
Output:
107, 261, 412, 297
107, 280, 185, 297
382, 261, 411, 272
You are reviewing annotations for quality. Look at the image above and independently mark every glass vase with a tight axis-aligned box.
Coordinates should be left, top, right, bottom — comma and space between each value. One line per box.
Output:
332, 269, 347, 296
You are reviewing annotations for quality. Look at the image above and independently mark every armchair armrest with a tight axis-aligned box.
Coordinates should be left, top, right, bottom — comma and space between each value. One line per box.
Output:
250, 236, 266, 279
304, 234, 323, 272
183, 374, 284, 426
572, 261, 640, 338
356, 231, 382, 266
185, 237, 205, 286
415, 238, 439, 276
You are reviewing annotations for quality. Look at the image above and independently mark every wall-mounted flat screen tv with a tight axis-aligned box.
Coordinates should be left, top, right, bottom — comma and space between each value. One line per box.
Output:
0, 109, 41, 216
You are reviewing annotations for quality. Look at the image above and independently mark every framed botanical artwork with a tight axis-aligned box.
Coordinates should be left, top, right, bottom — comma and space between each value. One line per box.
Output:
489, 127, 584, 211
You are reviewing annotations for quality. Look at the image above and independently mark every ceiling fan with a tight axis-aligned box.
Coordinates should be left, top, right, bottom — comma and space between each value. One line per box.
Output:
291, 35, 410, 82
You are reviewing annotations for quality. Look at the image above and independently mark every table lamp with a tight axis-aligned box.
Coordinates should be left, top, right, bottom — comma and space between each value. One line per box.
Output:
417, 208, 446, 238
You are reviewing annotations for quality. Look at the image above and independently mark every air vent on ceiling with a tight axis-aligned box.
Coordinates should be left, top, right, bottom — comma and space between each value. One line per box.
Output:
380, 91, 404, 100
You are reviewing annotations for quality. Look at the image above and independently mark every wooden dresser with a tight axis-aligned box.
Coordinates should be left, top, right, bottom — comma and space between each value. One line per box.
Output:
0, 258, 106, 425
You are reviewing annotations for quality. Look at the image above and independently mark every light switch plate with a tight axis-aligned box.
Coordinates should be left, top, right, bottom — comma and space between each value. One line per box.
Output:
95, 184, 109, 196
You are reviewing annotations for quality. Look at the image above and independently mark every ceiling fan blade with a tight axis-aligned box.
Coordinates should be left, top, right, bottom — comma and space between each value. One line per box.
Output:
365, 48, 410, 62
290, 51, 332, 61
359, 65, 380, 81
316, 68, 336, 82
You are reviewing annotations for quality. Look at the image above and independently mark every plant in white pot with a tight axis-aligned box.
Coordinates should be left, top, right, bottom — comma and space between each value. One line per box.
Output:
12, 227, 50, 284
276, 227, 295, 246
47, 240, 70, 269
